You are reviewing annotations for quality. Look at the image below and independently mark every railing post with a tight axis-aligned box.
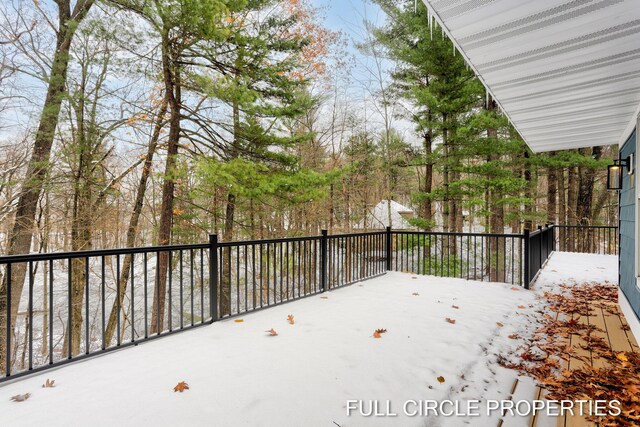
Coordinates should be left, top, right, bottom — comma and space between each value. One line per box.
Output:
538, 225, 543, 269
523, 229, 530, 289
320, 230, 328, 292
386, 226, 392, 271
209, 233, 218, 323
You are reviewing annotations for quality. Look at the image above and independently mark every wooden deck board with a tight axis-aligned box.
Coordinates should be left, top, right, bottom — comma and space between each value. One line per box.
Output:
588, 306, 609, 369
538, 302, 639, 427
618, 310, 639, 352
602, 302, 633, 353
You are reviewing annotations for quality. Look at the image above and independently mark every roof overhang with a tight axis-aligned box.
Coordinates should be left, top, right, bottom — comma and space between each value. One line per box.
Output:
422, 0, 640, 153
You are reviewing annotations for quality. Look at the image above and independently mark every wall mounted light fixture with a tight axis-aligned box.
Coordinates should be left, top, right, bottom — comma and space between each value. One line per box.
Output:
607, 154, 633, 191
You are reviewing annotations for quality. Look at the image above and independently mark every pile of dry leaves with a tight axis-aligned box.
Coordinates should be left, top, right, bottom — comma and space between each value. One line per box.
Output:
501, 282, 640, 426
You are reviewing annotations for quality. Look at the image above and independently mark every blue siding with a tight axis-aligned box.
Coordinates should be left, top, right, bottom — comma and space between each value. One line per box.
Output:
619, 128, 640, 323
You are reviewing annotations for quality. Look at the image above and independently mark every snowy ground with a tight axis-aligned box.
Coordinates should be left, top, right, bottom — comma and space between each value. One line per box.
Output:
0, 271, 544, 427
532, 251, 618, 293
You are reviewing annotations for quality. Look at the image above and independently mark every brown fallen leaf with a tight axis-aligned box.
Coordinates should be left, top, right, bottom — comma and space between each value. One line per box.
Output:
445, 318, 456, 324
373, 328, 387, 338
234, 319, 244, 323
287, 315, 294, 325
452, 305, 459, 309
10, 393, 31, 402
173, 381, 189, 393
517, 305, 526, 309
266, 328, 278, 336
511, 287, 520, 291
437, 376, 445, 383
496, 322, 504, 327
508, 334, 519, 339
320, 296, 328, 299
42, 379, 55, 388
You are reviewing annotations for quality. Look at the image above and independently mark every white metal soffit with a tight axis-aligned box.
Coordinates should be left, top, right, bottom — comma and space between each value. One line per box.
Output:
421, 0, 640, 153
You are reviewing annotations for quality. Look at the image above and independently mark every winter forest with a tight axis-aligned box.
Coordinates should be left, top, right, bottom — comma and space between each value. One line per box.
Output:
0, 0, 618, 255
0, 0, 620, 371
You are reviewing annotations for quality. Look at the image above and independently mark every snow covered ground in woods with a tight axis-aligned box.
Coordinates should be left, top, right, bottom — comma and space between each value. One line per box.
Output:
0, 271, 546, 427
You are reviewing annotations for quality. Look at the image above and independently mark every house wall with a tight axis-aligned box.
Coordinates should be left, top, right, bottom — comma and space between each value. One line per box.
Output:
619, 128, 640, 329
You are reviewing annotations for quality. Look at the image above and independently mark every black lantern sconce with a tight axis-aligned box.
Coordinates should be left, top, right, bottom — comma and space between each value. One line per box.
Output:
607, 154, 633, 191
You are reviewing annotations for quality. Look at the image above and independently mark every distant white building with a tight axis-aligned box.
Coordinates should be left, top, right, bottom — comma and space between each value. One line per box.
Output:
355, 200, 415, 230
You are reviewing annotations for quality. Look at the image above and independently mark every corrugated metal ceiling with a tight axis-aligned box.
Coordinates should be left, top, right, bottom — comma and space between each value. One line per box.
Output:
422, 0, 640, 152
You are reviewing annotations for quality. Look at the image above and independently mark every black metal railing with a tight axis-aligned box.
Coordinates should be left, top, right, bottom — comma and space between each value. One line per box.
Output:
0, 230, 388, 382
390, 230, 524, 286
524, 225, 555, 286
0, 243, 213, 383
0, 223, 618, 383
554, 225, 618, 255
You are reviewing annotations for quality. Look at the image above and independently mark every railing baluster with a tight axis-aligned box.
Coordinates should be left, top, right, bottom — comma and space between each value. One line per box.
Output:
86, 257, 90, 353
101, 257, 105, 348
179, 250, 184, 329
168, 251, 172, 331
116, 254, 121, 344
28, 261, 33, 370
190, 249, 194, 326
6, 263, 11, 376
131, 254, 135, 342
49, 259, 54, 364
67, 258, 72, 358
144, 252, 149, 335
252, 244, 257, 310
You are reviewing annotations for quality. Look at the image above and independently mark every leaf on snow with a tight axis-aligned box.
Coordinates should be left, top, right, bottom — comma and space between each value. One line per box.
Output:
437, 376, 445, 383
173, 381, 189, 393
496, 322, 504, 327
373, 328, 387, 338
287, 315, 294, 325
10, 393, 31, 402
518, 305, 526, 309
266, 328, 278, 336
445, 318, 456, 324
234, 319, 244, 323
412, 292, 419, 296
42, 379, 55, 388
452, 305, 459, 309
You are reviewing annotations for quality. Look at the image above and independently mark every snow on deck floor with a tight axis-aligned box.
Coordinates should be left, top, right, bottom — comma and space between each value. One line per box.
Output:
1, 272, 541, 427
533, 252, 618, 293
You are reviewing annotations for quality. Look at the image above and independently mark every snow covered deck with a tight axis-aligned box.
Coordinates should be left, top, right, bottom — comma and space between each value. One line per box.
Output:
1, 271, 542, 427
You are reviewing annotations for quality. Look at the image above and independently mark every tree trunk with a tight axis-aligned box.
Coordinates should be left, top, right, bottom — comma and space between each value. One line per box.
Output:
220, 90, 241, 317
0, 0, 94, 371
576, 147, 602, 225
104, 98, 167, 346
558, 167, 566, 225
486, 100, 505, 281
523, 150, 533, 231
567, 165, 578, 226
422, 125, 433, 230
150, 38, 181, 335
547, 152, 558, 224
